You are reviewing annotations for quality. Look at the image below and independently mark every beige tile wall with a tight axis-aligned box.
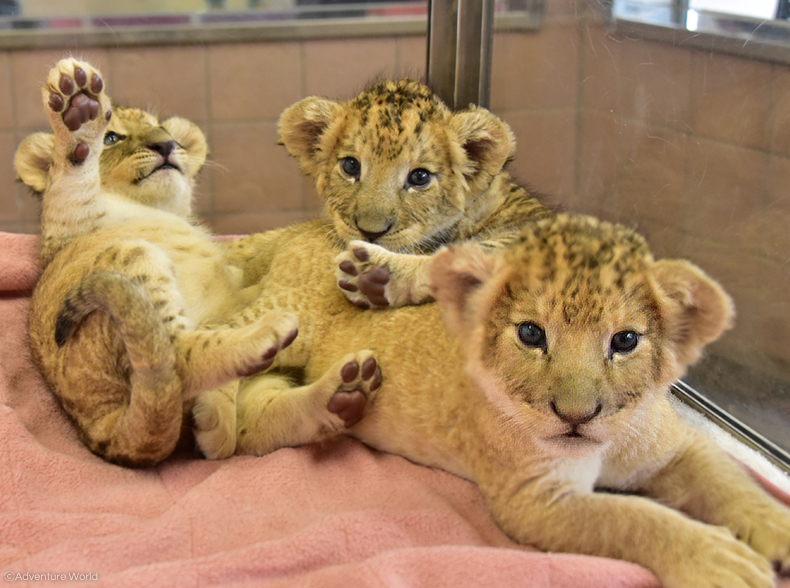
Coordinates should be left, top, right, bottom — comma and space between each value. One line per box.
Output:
0, 9, 580, 236
0, 37, 417, 234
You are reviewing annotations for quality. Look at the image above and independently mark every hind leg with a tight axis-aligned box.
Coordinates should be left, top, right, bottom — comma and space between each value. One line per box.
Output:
192, 382, 239, 459
235, 351, 382, 455
177, 311, 299, 396
88, 239, 300, 396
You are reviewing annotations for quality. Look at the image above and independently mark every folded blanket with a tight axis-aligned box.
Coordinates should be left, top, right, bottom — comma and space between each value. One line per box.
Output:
0, 232, 39, 294
0, 231, 786, 587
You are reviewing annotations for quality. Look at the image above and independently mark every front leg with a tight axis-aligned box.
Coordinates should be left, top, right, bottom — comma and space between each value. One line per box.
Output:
39, 58, 113, 263
639, 430, 790, 572
480, 470, 775, 588
334, 241, 433, 309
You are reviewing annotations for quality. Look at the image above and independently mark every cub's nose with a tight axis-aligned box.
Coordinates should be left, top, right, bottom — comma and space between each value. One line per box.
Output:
550, 400, 603, 426
148, 140, 176, 158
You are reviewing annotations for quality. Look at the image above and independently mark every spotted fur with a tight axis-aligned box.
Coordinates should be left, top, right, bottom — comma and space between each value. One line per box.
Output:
225, 79, 551, 309
231, 214, 789, 588
16, 58, 297, 466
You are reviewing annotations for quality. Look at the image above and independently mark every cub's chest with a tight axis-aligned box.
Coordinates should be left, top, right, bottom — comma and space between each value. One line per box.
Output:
550, 454, 604, 493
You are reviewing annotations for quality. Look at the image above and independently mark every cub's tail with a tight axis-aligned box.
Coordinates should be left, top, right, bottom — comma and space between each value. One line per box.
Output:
55, 272, 183, 466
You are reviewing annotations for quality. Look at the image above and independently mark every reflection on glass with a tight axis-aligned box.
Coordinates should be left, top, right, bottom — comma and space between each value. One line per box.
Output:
602, 0, 790, 466
0, 0, 539, 36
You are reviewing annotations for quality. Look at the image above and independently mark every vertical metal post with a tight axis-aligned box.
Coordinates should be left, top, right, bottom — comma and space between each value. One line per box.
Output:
672, 0, 689, 25
426, 0, 458, 109
426, 0, 495, 109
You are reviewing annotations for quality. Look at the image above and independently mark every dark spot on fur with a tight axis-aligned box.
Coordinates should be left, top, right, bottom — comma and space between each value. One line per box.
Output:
122, 247, 145, 267
54, 300, 80, 347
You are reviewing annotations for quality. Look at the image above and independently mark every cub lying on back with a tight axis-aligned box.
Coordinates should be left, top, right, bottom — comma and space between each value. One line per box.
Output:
231, 214, 790, 588
16, 58, 297, 466
225, 79, 551, 309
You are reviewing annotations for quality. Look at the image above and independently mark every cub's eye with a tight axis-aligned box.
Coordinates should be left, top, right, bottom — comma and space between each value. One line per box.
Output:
610, 331, 640, 355
406, 168, 432, 189
517, 322, 547, 351
340, 157, 361, 178
103, 131, 125, 146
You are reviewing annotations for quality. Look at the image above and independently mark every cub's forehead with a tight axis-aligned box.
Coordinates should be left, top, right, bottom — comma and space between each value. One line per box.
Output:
109, 106, 159, 134
350, 80, 444, 125
341, 80, 450, 159
501, 216, 656, 323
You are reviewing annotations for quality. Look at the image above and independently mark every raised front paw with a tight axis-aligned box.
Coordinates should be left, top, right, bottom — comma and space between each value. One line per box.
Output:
45, 58, 111, 163
336, 240, 408, 309
325, 351, 382, 428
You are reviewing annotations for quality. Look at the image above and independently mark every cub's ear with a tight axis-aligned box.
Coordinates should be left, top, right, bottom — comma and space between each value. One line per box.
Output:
430, 244, 498, 337
15, 132, 55, 194
449, 106, 516, 195
278, 96, 345, 177
650, 259, 735, 366
161, 117, 208, 173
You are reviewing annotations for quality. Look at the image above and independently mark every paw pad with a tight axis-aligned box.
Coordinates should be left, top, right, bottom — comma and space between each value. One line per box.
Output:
339, 260, 358, 277
357, 267, 390, 307
328, 356, 382, 428
47, 60, 110, 164
335, 243, 393, 309
327, 391, 367, 428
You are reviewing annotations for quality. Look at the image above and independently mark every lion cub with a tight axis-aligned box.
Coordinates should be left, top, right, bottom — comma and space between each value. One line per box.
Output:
233, 214, 790, 588
225, 79, 551, 309
16, 58, 297, 466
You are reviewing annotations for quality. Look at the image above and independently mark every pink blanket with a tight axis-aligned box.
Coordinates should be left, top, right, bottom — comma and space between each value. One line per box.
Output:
0, 231, 786, 587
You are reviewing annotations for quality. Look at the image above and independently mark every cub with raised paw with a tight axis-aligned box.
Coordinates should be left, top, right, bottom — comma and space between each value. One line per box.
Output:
225, 79, 552, 309
232, 214, 790, 588
16, 58, 297, 466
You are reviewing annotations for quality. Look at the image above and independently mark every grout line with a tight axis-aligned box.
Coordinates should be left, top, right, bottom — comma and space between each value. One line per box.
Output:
572, 2, 587, 203
298, 38, 308, 211
202, 44, 216, 221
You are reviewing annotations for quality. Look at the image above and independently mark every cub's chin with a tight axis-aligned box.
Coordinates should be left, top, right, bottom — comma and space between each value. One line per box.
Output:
540, 431, 606, 458
132, 172, 193, 213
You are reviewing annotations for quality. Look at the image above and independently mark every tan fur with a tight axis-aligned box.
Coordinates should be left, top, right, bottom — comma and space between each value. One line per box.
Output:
17, 58, 297, 466
232, 214, 790, 588
224, 79, 551, 308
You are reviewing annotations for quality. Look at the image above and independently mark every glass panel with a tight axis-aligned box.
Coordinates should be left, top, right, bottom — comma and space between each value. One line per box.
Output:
490, 0, 790, 462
